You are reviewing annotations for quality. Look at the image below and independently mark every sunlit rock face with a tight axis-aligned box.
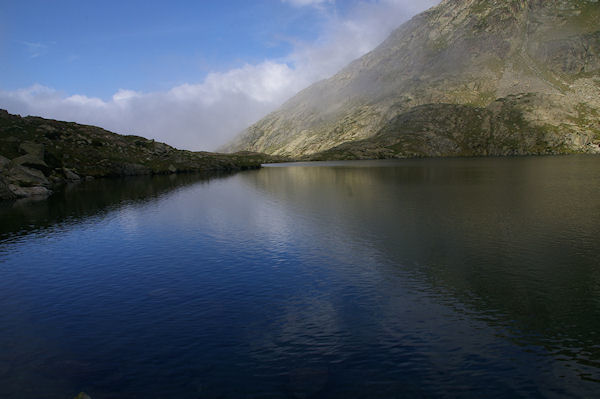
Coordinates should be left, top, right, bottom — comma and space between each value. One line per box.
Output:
225, 0, 600, 159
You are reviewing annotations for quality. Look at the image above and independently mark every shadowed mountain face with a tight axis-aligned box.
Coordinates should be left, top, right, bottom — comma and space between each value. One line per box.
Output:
0, 110, 277, 200
225, 0, 600, 159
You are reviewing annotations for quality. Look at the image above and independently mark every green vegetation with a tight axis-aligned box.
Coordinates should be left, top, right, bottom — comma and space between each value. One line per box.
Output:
305, 98, 598, 161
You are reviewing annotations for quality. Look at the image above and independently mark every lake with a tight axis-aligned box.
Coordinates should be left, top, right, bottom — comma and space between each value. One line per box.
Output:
1, 156, 599, 398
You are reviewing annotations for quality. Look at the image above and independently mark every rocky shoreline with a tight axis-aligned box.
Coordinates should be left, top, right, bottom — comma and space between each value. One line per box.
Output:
0, 140, 68, 200
0, 110, 279, 201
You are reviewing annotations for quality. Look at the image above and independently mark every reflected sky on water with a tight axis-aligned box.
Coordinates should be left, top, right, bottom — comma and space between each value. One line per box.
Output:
1, 156, 599, 398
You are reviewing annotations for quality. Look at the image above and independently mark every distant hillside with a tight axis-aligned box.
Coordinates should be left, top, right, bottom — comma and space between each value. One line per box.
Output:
225, 0, 600, 159
0, 110, 276, 200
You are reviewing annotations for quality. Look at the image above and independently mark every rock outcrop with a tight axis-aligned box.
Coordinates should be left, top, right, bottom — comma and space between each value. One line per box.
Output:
0, 111, 278, 200
225, 0, 600, 159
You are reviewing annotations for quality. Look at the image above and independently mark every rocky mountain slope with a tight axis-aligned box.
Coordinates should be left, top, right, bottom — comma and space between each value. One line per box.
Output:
0, 110, 275, 200
225, 0, 600, 159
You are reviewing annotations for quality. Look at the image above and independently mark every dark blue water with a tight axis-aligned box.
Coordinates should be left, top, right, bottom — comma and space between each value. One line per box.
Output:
1, 157, 599, 398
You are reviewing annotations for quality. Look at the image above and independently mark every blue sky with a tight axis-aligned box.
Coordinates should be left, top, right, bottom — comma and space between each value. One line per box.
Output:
0, 0, 438, 150
2, 0, 344, 98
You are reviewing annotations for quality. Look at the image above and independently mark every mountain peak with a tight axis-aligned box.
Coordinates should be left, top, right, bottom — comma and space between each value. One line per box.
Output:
225, 0, 600, 158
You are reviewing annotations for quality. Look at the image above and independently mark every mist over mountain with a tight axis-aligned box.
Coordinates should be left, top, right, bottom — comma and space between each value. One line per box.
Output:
225, 0, 600, 159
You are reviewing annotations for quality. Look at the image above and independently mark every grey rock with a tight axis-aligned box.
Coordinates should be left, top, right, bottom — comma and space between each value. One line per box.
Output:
6, 165, 50, 187
11, 154, 49, 173
63, 168, 81, 181
19, 141, 45, 159
153, 142, 171, 155
8, 185, 51, 198
37, 124, 57, 133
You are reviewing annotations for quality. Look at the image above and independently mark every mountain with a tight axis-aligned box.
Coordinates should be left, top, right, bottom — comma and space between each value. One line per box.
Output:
0, 110, 276, 200
224, 0, 600, 159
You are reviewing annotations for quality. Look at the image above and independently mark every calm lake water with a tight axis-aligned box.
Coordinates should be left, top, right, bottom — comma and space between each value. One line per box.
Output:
1, 156, 599, 398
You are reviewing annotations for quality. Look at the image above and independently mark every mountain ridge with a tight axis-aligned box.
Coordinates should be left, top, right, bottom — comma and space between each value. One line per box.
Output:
0, 110, 278, 200
224, 0, 600, 158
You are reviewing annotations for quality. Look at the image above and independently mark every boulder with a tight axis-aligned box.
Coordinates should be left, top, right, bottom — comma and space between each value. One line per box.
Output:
8, 185, 51, 198
37, 124, 57, 133
6, 164, 50, 187
11, 154, 50, 173
63, 168, 81, 181
19, 141, 45, 159
153, 142, 171, 155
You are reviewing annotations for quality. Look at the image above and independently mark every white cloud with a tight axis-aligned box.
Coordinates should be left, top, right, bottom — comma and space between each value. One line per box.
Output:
0, 0, 440, 151
112, 89, 140, 102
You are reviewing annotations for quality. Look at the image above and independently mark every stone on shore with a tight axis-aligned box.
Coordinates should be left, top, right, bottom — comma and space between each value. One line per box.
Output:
11, 154, 50, 173
8, 184, 51, 198
6, 164, 50, 187
63, 168, 81, 181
